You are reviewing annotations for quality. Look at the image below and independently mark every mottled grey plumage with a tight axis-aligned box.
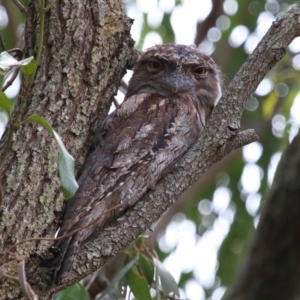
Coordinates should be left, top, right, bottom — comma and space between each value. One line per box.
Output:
52, 44, 222, 282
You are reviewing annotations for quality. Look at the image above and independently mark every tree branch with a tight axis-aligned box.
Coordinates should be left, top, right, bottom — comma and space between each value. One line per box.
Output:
40, 4, 300, 297
194, 0, 223, 46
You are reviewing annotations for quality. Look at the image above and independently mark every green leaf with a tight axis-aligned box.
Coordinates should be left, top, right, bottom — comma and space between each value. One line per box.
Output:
126, 266, 152, 300
96, 256, 139, 300
21, 115, 78, 199
54, 283, 90, 300
154, 258, 179, 297
138, 254, 154, 285
20, 58, 37, 76
0, 91, 11, 117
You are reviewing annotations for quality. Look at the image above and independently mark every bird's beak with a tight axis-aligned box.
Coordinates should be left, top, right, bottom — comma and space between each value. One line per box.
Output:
158, 73, 197, 94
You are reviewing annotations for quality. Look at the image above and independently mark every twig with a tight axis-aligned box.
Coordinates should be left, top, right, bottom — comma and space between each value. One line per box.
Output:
2, 273, 19, 283
194, 0, 223, 45
11, 0, 27, 14
119, 79, 128, 94
18, 261, 32, 300
1, 68, 19, 92
112, 97, 120, 108
42, 0, 59, 13
0, 203, 123, 265
7, 48, 23, 60
0, 262, 38, 300
1, 48, 23, 92
1, 259, 19, 268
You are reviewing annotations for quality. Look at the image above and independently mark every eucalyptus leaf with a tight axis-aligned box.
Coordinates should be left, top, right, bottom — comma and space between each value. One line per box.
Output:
0, 91, 11, 117
138, 254, 154, 285
154, 258, 179, 297
21, 58, 37, 76
96, 256, 139, 300
53, 283, 90, 300
126, 266, 152, 300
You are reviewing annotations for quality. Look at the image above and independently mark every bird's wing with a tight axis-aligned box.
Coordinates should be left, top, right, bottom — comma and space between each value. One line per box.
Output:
91, 92, 150, 150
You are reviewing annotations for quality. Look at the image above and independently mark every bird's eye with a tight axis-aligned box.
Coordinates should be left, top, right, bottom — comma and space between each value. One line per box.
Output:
147, 60, 162, 71
194, 67, 207, 75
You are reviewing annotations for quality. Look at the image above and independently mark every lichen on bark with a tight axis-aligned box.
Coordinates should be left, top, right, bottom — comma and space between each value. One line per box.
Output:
0, 0, 135, 298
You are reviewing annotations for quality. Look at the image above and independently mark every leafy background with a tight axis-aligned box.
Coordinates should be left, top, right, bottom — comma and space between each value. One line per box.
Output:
1, 0, 300, 299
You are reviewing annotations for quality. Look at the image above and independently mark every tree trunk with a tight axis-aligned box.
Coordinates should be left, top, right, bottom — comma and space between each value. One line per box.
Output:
0, 1, 135, 298
223, 129, 300, 300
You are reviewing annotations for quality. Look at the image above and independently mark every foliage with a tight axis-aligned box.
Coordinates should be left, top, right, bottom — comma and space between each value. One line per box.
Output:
54, 283, 90, 300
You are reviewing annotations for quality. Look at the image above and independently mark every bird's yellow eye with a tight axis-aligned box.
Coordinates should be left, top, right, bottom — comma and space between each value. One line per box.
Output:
194, 66, 207, 75
147, 60, 162, 71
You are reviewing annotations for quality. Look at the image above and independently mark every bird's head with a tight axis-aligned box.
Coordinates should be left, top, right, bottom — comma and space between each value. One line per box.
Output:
126, 44, 222, 107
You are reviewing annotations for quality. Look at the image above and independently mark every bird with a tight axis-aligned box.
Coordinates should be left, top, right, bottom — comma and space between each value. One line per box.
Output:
51, 43, 222, 283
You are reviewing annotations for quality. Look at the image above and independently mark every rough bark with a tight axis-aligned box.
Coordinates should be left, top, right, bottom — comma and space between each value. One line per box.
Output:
0, 2, 299, 299
0, 0, 135, 298
223, 129, 300, 300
